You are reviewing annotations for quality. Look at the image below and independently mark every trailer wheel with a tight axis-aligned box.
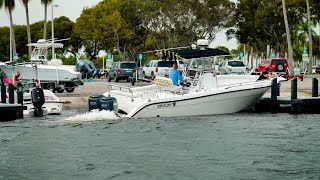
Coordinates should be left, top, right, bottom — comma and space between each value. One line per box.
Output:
66, 88, 75, 93
56, 88, 65, 93
47, 83, 55, 92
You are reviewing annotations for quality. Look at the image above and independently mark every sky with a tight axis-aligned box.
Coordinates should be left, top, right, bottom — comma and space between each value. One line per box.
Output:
0, 0, 238, 50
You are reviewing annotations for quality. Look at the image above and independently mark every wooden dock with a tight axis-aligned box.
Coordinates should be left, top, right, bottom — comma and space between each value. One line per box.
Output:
0, 83, 24, 121
254, 78, 320, 114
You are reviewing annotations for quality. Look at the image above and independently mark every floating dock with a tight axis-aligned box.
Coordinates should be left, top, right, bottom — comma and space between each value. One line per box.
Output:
254, 78, 320, 114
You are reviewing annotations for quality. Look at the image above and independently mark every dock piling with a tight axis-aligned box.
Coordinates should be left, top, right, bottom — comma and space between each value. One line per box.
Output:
8, 84, 14, 104
312, 78, 318, 97
1, 84, 5, 103
291, 78, 298, 114
270, 78, 279, 113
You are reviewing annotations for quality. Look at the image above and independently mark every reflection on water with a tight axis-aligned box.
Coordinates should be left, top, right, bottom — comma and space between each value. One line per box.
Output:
0, 111, 320, 179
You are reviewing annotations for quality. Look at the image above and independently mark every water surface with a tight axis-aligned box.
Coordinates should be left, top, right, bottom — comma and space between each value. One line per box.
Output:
0, 111, 319, 179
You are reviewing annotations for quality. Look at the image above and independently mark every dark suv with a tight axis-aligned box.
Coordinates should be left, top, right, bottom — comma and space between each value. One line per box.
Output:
107, 62, 137, 82
256, 58, 289, 73
316, 64, 320, 74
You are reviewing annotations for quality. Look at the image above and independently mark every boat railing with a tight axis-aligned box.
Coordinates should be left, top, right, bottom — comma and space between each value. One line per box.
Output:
109, 84, 133, 93
220, 79, 270, 89
5, 61, 45, 67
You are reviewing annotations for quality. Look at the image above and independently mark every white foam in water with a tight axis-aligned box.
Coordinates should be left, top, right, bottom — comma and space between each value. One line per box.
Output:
64, 109, 120, 122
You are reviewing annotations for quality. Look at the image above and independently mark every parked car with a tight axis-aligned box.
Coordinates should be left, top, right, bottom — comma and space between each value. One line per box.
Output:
316, 64, 320, 74
142, 60, 172, 79
107, 61, 137, 82
256, 58, 289, 73
219, 60, 246, 74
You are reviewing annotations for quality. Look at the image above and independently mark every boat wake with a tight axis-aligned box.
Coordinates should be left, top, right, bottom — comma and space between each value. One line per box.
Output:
64, 109, 120, 122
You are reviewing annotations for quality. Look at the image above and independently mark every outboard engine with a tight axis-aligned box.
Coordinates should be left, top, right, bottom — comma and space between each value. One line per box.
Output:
88, 94, 104, 111
31, 88, 45, 117
99, 97, 118, 112
76, 60, 95, 79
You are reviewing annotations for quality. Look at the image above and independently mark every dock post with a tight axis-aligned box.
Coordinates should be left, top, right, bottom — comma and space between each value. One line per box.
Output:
8, 84, 14, 104
291, 78, 298, 114
17, 83, 24, 119
1, 84, 5, 103
271, 78, 279, 113
312, 78, 318, 97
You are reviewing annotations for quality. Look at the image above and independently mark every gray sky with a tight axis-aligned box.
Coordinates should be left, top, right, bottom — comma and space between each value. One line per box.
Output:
0, 0, 101, 26
0, 0, 238, 49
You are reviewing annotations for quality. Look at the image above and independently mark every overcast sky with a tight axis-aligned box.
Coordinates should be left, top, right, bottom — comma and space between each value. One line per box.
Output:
0, 0, 238, 49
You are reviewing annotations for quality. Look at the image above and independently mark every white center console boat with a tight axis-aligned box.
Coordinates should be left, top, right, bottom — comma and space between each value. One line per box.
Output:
0, 39, 83, 93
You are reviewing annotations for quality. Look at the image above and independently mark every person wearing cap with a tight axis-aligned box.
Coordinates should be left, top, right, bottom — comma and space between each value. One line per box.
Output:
169, 62, 185, 86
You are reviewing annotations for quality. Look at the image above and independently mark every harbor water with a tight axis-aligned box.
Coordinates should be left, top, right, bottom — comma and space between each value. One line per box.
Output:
1, 110, 320, 179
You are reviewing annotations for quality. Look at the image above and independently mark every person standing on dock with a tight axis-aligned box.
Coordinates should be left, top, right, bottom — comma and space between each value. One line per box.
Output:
14, 70, 22, 90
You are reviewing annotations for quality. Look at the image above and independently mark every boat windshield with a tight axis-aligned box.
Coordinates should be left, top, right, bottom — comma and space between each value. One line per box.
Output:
189, 58, 213, 71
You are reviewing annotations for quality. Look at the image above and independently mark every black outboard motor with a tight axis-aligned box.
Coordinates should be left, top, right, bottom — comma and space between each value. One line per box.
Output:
31, 88, 45, 117
99, 97, 118, 111
88, 94, 104, 111
76, 59, 100, 79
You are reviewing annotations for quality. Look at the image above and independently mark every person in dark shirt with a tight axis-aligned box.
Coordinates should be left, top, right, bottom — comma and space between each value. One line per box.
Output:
257, 71, 269, 80
257, 68, 274, 80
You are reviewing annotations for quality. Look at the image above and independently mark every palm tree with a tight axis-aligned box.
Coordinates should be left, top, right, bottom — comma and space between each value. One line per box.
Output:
281, 0, 294, 74
41, 0, 53, 40
4, 0, 16, 61
306, 0, 313, 74
21, 0, 31, 59
0, 0, 3, 25
294, 22, 316, 49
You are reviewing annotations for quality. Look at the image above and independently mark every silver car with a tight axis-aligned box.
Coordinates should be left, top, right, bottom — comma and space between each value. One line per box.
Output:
219, 60, 246, 74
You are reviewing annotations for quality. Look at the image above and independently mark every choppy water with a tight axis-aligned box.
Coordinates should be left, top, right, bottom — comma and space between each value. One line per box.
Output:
0, 110, 320, 179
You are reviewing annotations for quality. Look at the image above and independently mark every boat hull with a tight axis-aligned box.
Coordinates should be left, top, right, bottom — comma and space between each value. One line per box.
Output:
0, 63, 82, 83
127, 86, 269, 118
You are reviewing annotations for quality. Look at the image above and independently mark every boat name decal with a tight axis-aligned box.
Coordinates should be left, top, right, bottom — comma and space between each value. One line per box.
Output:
157, 102, 176, 108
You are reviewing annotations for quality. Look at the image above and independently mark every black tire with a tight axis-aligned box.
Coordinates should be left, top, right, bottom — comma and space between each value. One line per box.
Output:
142, 71, 146, 78
56, 88, 65, 93
81, 71, 87, 79
107, 75, 112, 82
276, 64, 284, 72
66, 88, 75, 93
114, 74, 119, 82
47, 83, 55, 92
151, 72, 155, 80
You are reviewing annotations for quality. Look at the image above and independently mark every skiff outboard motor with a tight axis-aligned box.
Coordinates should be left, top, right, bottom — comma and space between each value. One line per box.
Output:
88, 95, 118, 112
31, 88, 45, 117
99, 97, 118, 112
88, 94, 104, 111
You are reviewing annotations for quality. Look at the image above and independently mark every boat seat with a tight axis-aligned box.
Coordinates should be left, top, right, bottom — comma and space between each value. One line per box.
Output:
154, 77, 182, 94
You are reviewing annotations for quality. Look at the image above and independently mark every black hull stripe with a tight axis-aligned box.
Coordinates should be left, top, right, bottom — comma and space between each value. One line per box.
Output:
131, 86, 270, 117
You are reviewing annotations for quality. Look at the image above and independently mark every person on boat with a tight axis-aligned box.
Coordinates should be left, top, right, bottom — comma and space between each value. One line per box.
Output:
169, 62, 185, 86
